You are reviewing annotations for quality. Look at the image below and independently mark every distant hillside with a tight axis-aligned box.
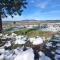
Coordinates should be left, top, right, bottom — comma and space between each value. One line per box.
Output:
2, 20, 60, 26
45, 20, 60, 23
3, 20, 60, 23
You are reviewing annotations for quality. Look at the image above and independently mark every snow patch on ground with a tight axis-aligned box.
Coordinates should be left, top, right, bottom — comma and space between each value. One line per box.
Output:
29, 36, 43, 45
14, 48, 34, 60
15, 35, 27, 44
39, 51, 51, 60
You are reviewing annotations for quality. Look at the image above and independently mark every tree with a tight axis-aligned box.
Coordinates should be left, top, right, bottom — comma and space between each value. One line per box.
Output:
0, 0, 27, 32
13, 21, 16, 26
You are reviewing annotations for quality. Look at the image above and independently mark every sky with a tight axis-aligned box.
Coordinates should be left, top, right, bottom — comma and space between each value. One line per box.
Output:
2, 0, 60, 21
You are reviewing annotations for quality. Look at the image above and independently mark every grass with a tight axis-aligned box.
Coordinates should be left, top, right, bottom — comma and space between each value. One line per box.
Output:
14, 29, 53, 40
3, 28, 60, 40
11, 43, 24, 49
11, 41, 33, 49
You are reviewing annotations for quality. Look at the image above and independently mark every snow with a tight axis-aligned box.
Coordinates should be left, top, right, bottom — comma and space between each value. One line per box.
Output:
39, 55, 51, 60
38, 51, 45, 56
0, 34, 3, 37
55, 49, 60, 54
56, 43, 60, 47
47, 27, 58, 32
15, 35, 27, 44
4, 54, 13, 60
29, 36, 43, 45
0, 47, 34, 60
26, 25, 34, 29
4, 50, 13, 55
51, 51, 55, 54
14, 47, 23, 55
11, 33, 17, 37
46, 42, 52, 47
38, 51, 51, 60
50, 36, 60, 42
0, 54, 4, 60
15, 40, 26, 44
1, 33, 60, 60
4, 34, 9, 38
33, 37, 43, 45
29, 37, 36, 42
4, 41, 11, 47
14, 48, 34, 60
54, 54, 60, 60
0, 49, 5, 54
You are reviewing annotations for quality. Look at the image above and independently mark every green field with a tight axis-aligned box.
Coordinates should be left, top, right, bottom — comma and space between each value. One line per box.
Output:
14, 29, 53, 39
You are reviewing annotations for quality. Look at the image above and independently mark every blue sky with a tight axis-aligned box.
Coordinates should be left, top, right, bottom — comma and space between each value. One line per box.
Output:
2, 0, 60, 21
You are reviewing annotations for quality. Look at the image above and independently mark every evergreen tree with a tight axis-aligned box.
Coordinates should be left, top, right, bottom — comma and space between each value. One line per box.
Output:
0, 0, 27, 32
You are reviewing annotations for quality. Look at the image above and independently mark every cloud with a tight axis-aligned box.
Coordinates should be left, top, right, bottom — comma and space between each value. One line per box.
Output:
29, 0, 50, 9
36, 2, 48, 8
